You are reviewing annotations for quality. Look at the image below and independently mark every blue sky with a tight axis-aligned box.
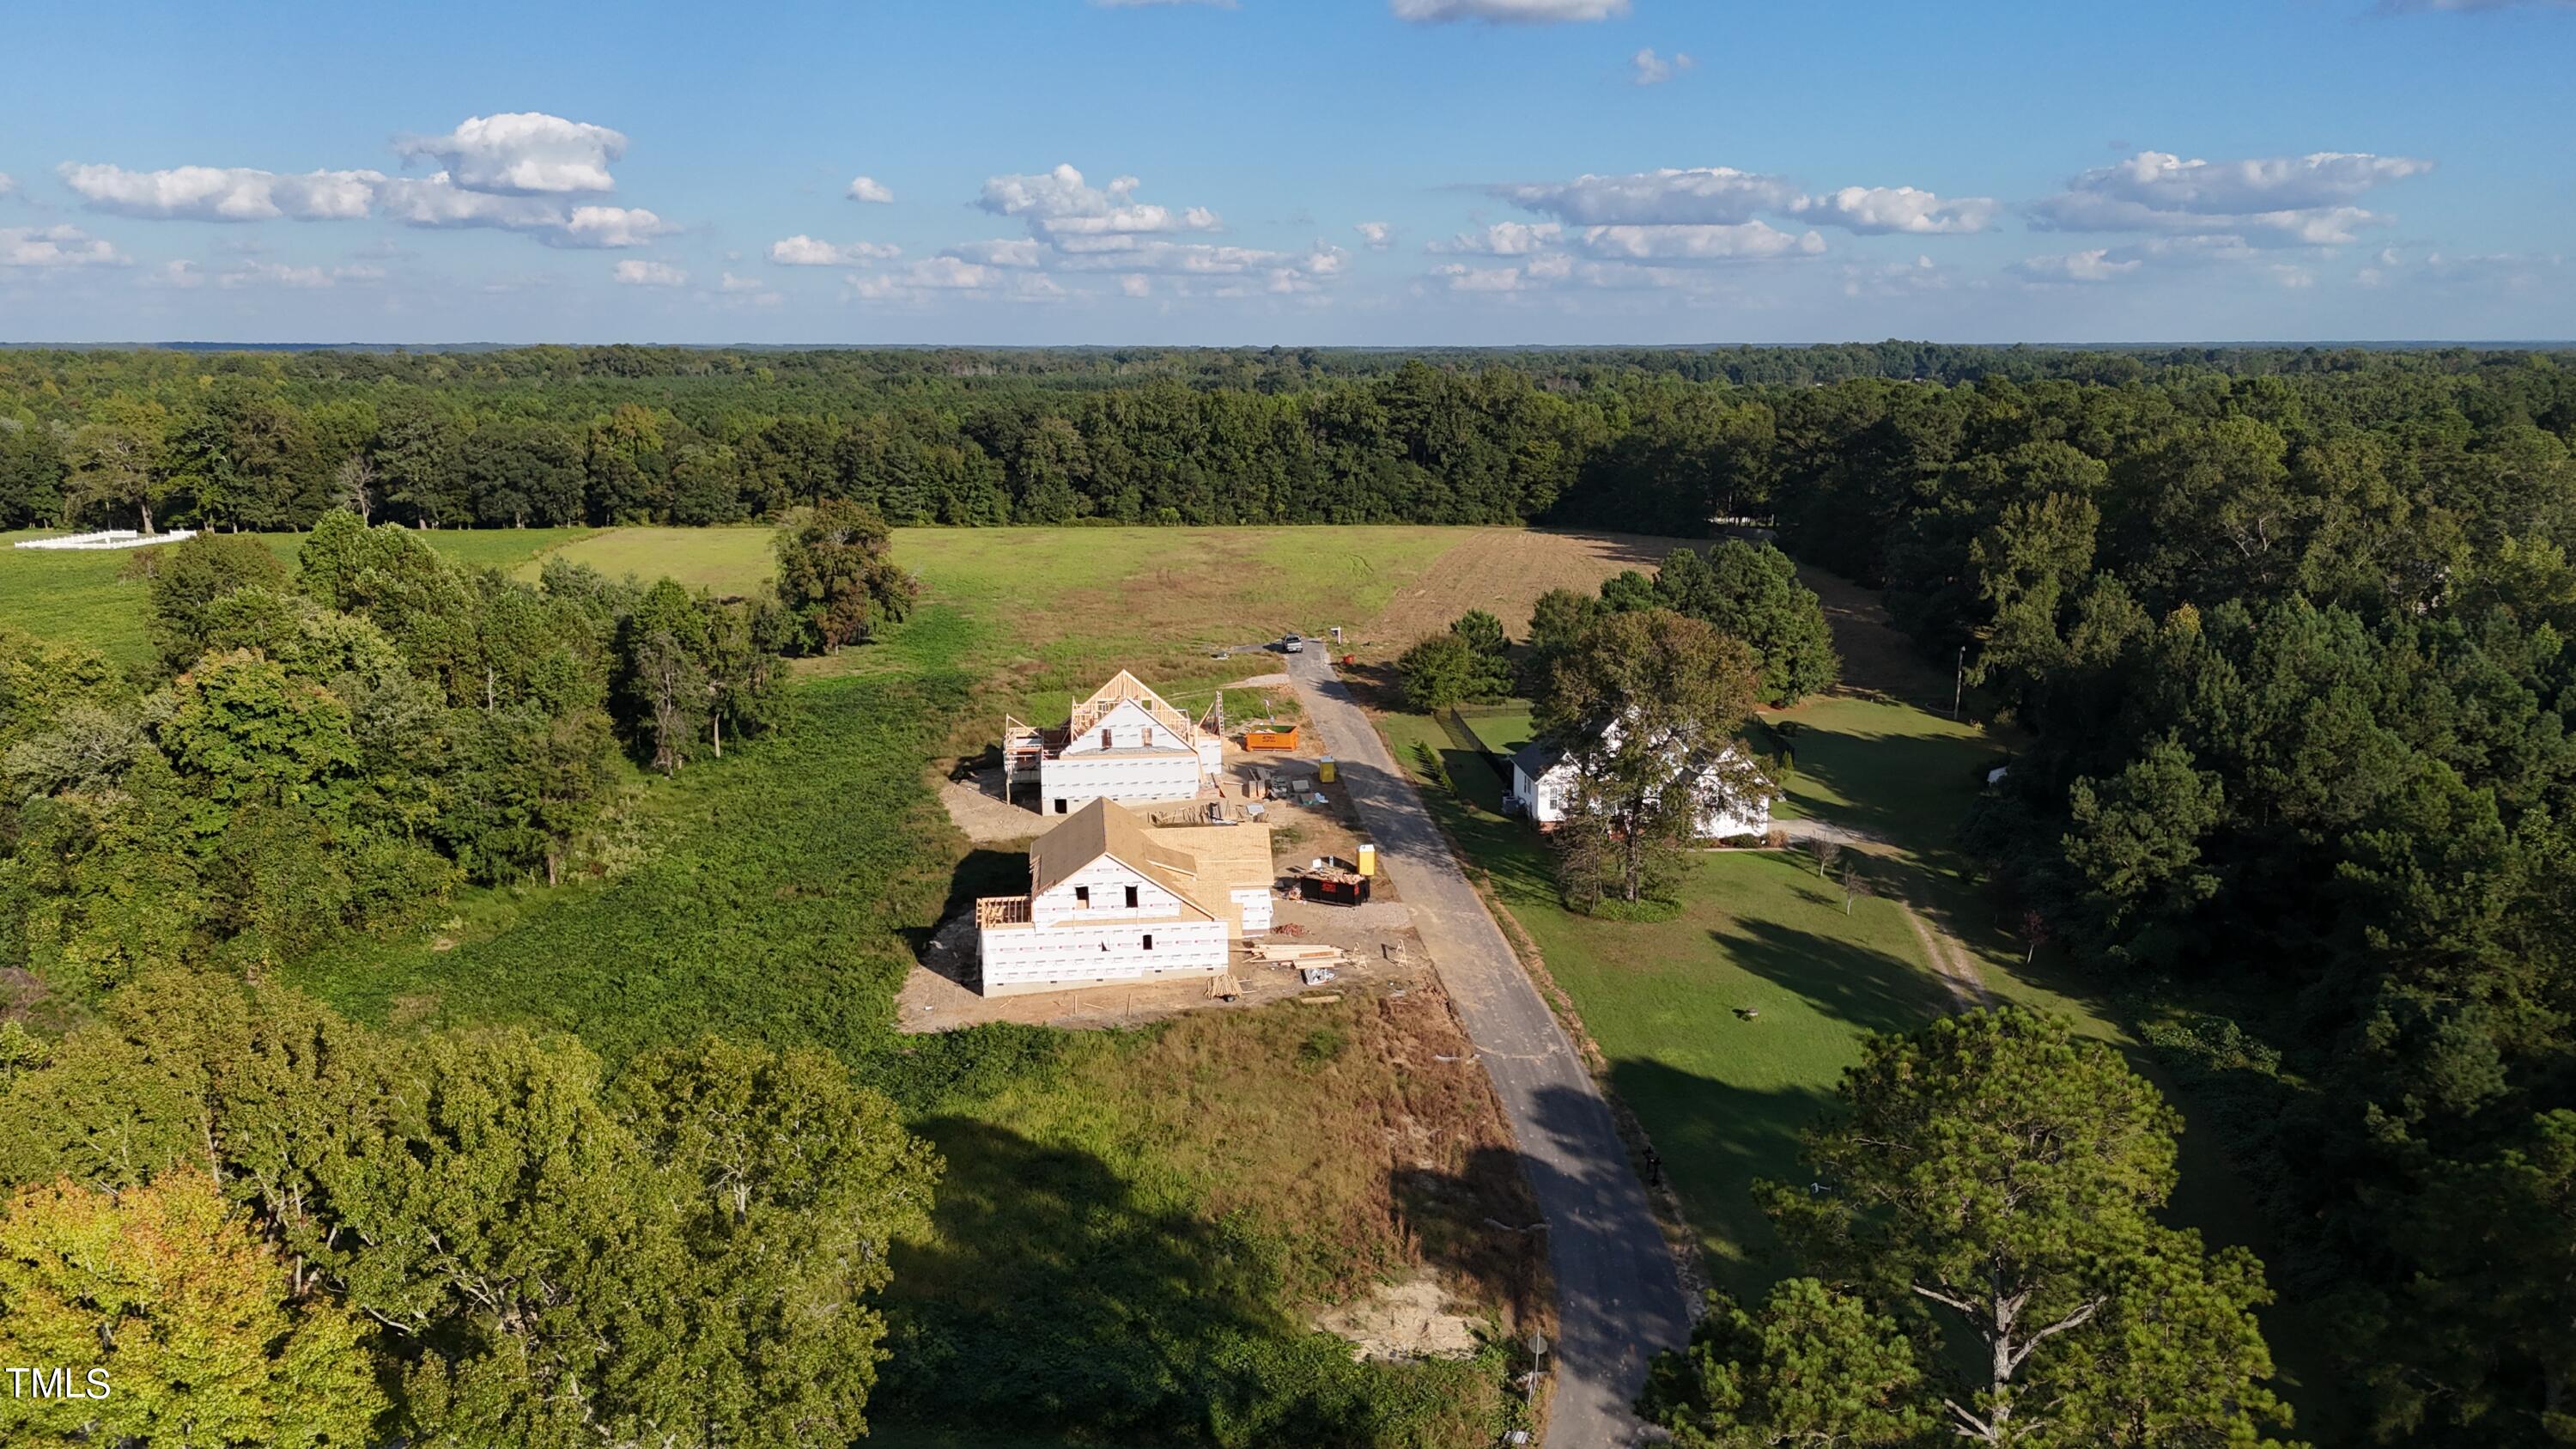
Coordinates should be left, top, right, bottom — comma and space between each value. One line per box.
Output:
0, 0, 2568, 344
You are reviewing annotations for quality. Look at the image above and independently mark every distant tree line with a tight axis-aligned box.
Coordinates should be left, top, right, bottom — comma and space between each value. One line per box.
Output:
1, 344, 2568, 539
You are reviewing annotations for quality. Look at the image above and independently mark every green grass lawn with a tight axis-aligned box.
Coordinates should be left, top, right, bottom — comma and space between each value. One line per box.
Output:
1382, 677, 2271, 1306
1381, 709, 1955, 1291
0, 531, 160, 666
1454, 703, 1538, 762
407, 525, 598, 573
1762, 692, 2263, 1257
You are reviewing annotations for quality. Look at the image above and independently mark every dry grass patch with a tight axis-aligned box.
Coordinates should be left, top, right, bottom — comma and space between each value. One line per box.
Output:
1365, 527, 1694, 648
903, 981, 1545, 1324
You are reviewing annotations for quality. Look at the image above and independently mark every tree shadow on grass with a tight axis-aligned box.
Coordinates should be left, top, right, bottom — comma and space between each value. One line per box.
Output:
1780, 721, 2001, 860
883, 1117, 1406, 1446
1340, 657, 1408, 710
1390, 1146, 1548, 1327
1605, 1058, 1838, 1300
1382, 738, 1558, 904
1717, 916, 1948, 1036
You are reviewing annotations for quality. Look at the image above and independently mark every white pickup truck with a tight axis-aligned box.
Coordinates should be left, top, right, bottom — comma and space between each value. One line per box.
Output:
1281, 634, 1303, 654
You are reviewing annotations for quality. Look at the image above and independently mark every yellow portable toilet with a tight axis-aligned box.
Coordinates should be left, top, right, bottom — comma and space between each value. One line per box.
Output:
1317, 756, 1338, 783
1357, 843, 1376, 877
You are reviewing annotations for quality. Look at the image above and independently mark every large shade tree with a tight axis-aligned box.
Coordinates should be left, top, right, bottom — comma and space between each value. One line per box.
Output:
1535, 607, 1767, 907
772, 498, 916, 652
0, 1168, 386, 1448
1738, 1008, 2295, 1447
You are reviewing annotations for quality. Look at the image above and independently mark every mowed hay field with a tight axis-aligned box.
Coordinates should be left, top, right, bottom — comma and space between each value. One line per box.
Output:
519, 523, 1694, 726
2, 522, 1690, 674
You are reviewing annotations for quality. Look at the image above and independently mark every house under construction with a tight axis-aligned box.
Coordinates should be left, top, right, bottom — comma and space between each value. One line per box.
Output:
1002, 670, 1225, 817
975, 797, 1275, 996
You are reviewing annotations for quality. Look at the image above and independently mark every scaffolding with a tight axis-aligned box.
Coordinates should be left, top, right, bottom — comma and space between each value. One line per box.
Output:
1000, 670, 1225, 801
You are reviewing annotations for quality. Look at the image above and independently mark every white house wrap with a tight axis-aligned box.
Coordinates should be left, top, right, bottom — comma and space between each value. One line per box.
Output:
1001, 671, 1226, 816
975, 798, 1274, 997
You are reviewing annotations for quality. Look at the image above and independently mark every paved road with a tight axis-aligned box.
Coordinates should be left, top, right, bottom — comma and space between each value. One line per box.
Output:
1285, 650, 1692, 1448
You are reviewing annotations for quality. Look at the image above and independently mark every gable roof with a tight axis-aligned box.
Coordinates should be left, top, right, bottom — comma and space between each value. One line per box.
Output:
1511, 734, 1768, 789
1510, 740, 1570, 781
1066, 670, 1198, 742
1027, 799, 1220, 921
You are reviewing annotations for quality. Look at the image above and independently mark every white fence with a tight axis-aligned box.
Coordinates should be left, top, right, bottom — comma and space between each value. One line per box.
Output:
12, 529, 197, 551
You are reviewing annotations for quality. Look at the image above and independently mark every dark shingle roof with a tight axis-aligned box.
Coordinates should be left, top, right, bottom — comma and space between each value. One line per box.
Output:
1509, 740, 1569, 780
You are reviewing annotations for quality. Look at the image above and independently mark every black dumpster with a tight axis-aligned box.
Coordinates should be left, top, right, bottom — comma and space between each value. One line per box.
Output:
1296, 871, 1372, 907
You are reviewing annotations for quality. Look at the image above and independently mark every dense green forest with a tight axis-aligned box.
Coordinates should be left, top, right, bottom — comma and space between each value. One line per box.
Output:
3, 342, 2569, 536
3, 341, 2575, 1443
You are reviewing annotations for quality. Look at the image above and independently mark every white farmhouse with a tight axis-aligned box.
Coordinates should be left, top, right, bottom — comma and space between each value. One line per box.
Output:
975, 798, 1275, 997
1002, 671, 1226, 817
1507, 737, 1773, 840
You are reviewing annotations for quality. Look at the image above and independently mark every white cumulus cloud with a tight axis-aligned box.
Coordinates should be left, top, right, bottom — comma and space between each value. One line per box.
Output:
2028, 149, 2433, 245
1577, 222, 1823, 260
2012, 248, 2144, 283
847, 258, 1070, 303
1492, 167, 1807, 227
1355, 221, 1394, 250
977, 163, 1222, 242
373, 173, 562, 233
611, 259, 688, 287
769, 234, 902, 265
396, 113, 628, 195
1431, 222, 1564, 255
0, 225, 129, 269
943, 238, 1046, 268
1394, 0, 1627, 21
1434, 262, 1528, 292
59, 113, 671, 253
58, 163, 381, 222
1631, 48, 1694, 85
1793, 186, 1998, 235
847, 174, 894, 204
562, 205, 677, 248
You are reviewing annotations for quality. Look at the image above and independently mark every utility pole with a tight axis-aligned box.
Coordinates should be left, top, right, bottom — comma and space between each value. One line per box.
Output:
1952, 644, 1965, 721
